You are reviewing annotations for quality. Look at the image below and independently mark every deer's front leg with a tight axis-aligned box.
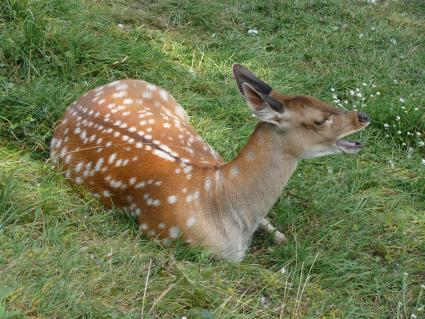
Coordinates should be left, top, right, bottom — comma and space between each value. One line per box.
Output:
259, 218, 287, 244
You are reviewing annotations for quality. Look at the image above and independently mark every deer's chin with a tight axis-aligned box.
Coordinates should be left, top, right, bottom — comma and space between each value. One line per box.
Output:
336, 140, 363, 154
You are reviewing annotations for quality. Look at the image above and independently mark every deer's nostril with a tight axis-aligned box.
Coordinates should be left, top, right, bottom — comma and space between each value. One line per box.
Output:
358, 112, 370, 123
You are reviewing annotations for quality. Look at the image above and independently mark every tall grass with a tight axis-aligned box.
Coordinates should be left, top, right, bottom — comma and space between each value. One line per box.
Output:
0, 0, 424, 317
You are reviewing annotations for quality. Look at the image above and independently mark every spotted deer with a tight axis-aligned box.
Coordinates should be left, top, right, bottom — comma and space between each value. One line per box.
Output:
51, 64, 370, 261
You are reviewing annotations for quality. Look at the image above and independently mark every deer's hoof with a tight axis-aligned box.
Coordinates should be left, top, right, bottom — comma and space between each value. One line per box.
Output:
273, 231, 287, 244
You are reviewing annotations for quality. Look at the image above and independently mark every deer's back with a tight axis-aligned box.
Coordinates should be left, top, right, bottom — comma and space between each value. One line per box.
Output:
51, 80, 224, 244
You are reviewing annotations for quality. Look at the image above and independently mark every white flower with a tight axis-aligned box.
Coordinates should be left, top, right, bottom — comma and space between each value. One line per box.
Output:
359, 33, 364, 38
384, 123, 389, 128
331, 87, 335, 92
350, 90, 354, 95
417, 132, 422, 136
400, 97, 405, 103
401, 106, 406, 110
414, 107, 419, 111
117, 23, 124, 29
248, 28, 258, 35
419, 141, 424, 147
357, 92, 362, 97
332, 94, 338, 99
280, 267, 287, 274
362, 82, 367, 86
372, 84, 376, 88
376, 91, 381, 95
422, 159, 425, 165
396, 116, 401, 121
260, 295, 269, 308
411, 314, 417, 319
397, 131, 402, 134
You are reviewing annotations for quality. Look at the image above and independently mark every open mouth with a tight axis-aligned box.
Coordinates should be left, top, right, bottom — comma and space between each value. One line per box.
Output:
335, 115, 370, 155
336, 140, 363, 154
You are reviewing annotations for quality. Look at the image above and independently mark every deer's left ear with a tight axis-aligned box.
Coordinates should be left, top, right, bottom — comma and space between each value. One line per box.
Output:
233, 64, 273, 96
242, 83, 286, 126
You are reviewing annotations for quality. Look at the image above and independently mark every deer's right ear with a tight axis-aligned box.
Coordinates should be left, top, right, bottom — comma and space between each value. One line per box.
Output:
232, 64, 273, 96
242, 83, 286, 126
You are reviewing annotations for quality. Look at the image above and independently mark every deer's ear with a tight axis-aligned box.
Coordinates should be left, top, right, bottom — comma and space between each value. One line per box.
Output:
242, 83, 286, 125
232, 64, 272, 96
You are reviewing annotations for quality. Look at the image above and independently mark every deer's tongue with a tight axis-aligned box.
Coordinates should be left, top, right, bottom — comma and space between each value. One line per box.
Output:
336, 140, 362, 149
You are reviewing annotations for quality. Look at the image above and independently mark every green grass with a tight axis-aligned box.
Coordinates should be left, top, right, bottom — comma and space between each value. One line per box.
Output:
1, 0, 424, 317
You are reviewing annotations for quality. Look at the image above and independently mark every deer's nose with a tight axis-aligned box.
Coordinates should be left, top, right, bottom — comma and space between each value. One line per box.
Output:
358, 112, 370, 123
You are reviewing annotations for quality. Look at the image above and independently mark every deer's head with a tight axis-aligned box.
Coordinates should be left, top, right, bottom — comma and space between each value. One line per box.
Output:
233, 64, 370, 159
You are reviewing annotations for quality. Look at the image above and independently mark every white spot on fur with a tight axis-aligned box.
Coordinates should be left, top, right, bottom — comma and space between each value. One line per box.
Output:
135, 181, 146, 189
159, 89, 169, 101
75, 162, 84, 173
186, 217, 196, 227
94, 157, 104, 172
169, 226, 180, 239
204, 177, 211, 191
115, 159, 123, 167
153, 149, 175, 161
215, 169, 224, 184
167, 195, 177, 204
123, 98, 134, 105
245, 152, 254, 161
112, 91, 127, 98
230, 165, 240, 176
146, 83, 156, 91
65, 154, 73, 164
108, 153, 117, 164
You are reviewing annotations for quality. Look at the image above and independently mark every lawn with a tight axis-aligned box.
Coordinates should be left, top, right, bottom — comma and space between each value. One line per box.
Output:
0, 0, 424, 318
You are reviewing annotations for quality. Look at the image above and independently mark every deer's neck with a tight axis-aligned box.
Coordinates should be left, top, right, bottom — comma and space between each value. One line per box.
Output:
217, 122, 298, 233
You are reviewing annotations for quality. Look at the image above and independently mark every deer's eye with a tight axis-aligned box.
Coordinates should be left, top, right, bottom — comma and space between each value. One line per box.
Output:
314, 118, 327, 126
